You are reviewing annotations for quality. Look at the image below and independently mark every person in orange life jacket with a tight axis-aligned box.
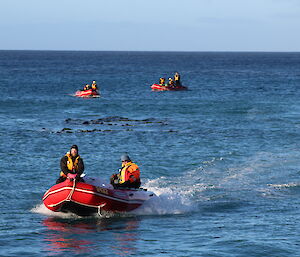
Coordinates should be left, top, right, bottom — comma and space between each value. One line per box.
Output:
159, 77, 166, 86
91, 80, 98, 91
110, 154, 141, 189
56, 145, 85, 184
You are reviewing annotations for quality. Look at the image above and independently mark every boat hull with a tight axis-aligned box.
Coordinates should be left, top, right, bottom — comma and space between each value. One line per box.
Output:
151, 84, 187, 91
75, 89, 100, 97
42, 177, 154, 216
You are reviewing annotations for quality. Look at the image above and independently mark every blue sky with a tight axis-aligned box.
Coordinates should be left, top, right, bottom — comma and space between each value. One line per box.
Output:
0, 0, 299, 51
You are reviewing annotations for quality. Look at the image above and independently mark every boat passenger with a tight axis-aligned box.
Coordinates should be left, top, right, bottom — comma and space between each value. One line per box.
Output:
110, 154, 141, 189
84, 84, 91, 91
174, 72, 181, 87
159, 77, 166, 86
56, 145, 85, 184
91, 80, 98, 91
168, 77, 174, 87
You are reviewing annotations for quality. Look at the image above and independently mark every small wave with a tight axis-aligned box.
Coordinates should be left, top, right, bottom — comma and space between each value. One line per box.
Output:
257, 182, 300, 199
268, 182, 300, 189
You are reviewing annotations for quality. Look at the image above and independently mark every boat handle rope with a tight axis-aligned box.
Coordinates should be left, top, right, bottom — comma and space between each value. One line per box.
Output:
66, 178, 77, 201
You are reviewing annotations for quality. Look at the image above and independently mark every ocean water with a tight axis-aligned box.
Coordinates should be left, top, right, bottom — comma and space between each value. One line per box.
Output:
1, 50, 300, 256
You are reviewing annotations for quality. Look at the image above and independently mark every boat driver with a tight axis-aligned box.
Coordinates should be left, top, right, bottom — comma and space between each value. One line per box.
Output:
110, 154, 141, 189
56, 145, 85, 184
91, 80, 98, 91
174, 72, 181, 87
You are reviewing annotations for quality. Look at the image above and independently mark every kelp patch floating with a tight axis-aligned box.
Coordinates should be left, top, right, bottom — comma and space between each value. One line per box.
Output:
51, 116, 176, 134
65, 116, 168, 126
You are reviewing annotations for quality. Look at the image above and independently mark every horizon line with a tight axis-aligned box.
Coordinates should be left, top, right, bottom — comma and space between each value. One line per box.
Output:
0, 49, 299, 53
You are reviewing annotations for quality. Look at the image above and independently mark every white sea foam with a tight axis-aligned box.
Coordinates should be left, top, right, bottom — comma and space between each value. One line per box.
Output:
132, 177, 207, 215
31, 203, 81, 218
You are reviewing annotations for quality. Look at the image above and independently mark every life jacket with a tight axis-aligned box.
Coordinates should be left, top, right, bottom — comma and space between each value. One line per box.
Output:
92, 84, 97, 90
60, 152, 80, 177
174, 74, 180, 81
168, 79, 174, 86
159, 78, 165, 85
119, 162, 140, 184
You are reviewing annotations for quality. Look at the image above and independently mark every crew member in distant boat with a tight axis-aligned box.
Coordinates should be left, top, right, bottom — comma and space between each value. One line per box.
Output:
174, 72, 181, 86
56, 145, 85, 184
168, 77, 174, 87
83, 84, 90, 91
91, 80, 98, 91
159, 77, 166, 86
110, 154, 141, 189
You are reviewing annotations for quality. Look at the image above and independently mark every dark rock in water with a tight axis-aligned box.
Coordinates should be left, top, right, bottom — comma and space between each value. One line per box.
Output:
54, 127, 74, 133
64, 116, 167, 125
104, 116, 130, 122
61, 116, 169, 133
79, 129, 100, 133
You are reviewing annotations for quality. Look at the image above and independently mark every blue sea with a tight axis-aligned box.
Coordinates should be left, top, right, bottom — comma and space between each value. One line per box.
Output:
1, 50, 300, 256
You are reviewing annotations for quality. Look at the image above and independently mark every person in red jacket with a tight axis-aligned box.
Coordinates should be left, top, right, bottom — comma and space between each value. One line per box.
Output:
110, 154, 141, 189
56, 145, 85, 184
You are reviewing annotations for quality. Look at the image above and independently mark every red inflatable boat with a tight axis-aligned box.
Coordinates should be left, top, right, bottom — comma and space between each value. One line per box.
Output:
75, 89, 100, 97
42, 176, 155, 216
151, 84, 187, 91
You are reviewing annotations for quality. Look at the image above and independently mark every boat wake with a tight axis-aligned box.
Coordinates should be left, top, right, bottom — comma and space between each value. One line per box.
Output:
132, 179, 195, 216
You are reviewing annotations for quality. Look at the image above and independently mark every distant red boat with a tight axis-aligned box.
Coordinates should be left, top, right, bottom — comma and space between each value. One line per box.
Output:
151, 84, 187, 91
75, 89, 100, 97
42, 176, 155, 216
